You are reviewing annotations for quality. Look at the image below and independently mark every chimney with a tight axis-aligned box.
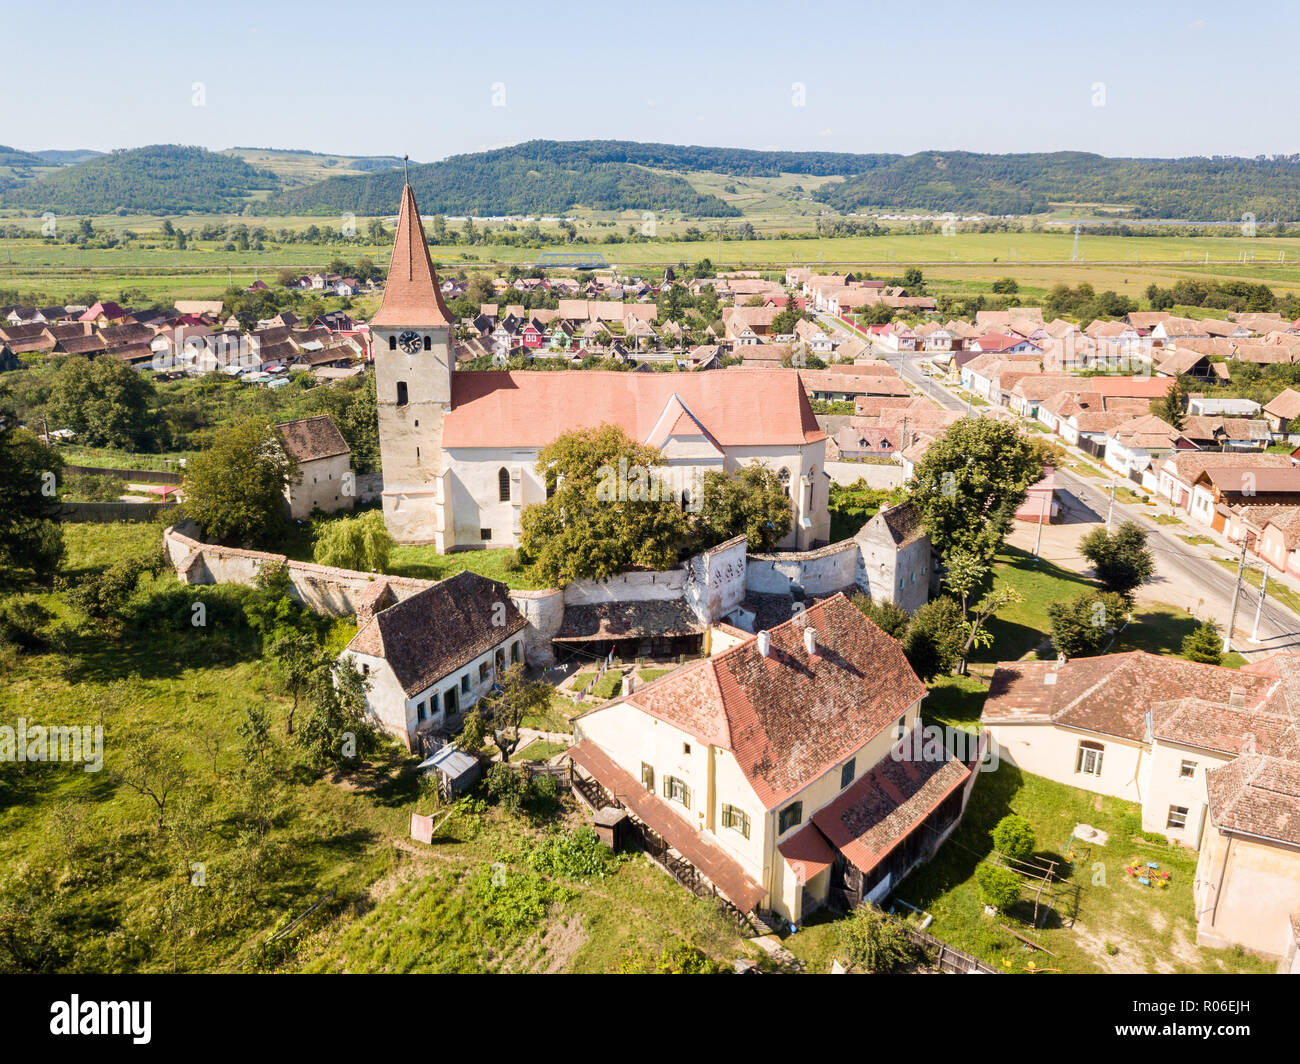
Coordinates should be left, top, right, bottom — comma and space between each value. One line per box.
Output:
804, 627, 818, 656
757, 631, 771, 657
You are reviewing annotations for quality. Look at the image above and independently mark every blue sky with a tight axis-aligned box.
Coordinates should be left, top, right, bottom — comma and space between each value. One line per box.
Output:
7, 0, 1296, 161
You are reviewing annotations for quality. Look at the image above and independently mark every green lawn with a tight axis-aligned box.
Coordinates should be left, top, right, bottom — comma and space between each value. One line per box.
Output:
518, 740, 568, 762
975, 546, 1242, 667
638, 667, 674, 683
894, 767, 1273, 974
1211, 555, 1300, 623
383, 545, 543, 590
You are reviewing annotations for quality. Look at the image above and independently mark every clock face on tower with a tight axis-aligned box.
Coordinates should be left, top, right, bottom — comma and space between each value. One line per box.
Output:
397, 330, 422, 354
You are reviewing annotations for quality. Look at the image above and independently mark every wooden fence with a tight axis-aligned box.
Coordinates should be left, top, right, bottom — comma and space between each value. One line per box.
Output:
902, 925, 1001, 975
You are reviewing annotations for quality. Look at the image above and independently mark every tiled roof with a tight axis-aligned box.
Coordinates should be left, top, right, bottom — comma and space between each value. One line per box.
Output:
1265, 388, 1300, 420
276, 414, 350, 463
778, 823, 837, 884
442, 368, 825, 449
615, 594, 925, 808
1206, 755, 1300, 845
555, 600, 704, 642
344, 571, 526, 696
812, 740, 969, 876
371, 184, 453, 329
983, 652, 1277, 742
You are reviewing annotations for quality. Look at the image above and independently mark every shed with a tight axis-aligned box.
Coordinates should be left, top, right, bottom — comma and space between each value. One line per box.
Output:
417, 744, 482, 798
593, 806, 634, 853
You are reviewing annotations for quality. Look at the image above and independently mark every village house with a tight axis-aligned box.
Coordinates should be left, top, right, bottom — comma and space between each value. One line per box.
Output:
275, 415, 355, 519
570, 595, 973, 924
1102, 414, 1195, 480
340, 571, 528, 751
983, 650, 1300, 966
1187, 466, 1300, 532
1263, 388, 1300, 439
1153, 452, 1294, 514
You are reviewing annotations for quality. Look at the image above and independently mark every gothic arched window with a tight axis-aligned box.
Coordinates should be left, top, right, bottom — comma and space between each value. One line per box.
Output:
498, 467, 510, 502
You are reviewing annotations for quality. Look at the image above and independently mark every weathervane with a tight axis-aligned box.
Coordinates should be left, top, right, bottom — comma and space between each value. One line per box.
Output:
403, 154, 409, 185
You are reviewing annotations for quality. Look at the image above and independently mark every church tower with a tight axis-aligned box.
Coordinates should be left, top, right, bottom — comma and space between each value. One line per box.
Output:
371, 184, 455, 547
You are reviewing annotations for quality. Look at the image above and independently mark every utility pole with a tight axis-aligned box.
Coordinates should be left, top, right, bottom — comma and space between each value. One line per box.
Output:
1250, 565, 1270, 643
1032, 485, 1048, 559
1106, 481, 1116, 531
1224, 536, 1250, 653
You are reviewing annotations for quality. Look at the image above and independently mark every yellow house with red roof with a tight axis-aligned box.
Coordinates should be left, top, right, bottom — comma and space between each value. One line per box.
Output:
569, 595, 975, 924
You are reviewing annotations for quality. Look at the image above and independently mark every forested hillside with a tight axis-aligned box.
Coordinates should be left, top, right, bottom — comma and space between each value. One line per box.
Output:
3, 145, 279, 213
820, 151, 1300, 220
269, 148, 741, 217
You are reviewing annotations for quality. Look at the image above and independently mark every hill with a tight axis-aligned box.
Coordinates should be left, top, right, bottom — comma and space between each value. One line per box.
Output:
30, 148, 104, 165
225, 147, 409, 189
819, 151, 1300, 220
3, 144, 280, 213
267, 140, 1300, 222
267, 142, 742, 217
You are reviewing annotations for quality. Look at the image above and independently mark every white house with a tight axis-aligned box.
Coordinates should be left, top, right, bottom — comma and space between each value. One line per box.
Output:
340, 571, 528, 750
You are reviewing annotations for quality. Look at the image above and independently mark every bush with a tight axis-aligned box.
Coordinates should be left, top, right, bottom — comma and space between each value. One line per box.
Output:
528, 827, 616, 881
976, 864, 1021, 912
0, 597, 55, 652
64, 555, 153, 620
483, 763, 562, 820
836, 904, 918, 973
850, 593, 909, 641
991, 814, 1036, 863
1047, 591, 1128, 659
1181, 618, 1223, 665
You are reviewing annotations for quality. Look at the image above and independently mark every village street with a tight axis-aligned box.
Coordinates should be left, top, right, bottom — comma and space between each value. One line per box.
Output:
817, 311, 1300, 656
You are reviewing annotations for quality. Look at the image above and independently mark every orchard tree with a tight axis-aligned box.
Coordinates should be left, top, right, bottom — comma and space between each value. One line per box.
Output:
901, 597, 966, 680
696, 464, 792, 551
459, 663, 552, 763
992, 815, 1036, 862
295, 658, 380, 775
1047, 591, 1129, 659
911, 418, 1042, 570
182, 420, 297, 547
519, 424, 690, 585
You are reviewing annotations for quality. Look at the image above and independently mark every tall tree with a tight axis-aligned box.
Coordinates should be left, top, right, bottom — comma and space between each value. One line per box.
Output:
1155, 376, 1188, 430
519, 424, 690, 584
46, 356, 161, 450
0, 387, 65, 582
181, 420, 297, 547
910, 418, 1042, 570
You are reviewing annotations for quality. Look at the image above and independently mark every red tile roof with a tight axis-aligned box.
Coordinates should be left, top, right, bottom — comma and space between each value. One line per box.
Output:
812, 740, 969, 877
442, 368, 826, 449
371, 185, 453, 329
778, 823, 837, 884
1206, 755, 1300, 845
614, 594, 926, 808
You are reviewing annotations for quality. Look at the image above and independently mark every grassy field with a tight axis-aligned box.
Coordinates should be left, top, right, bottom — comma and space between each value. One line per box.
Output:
6, 225, 1300, 301
975, 546, 1243, 668
0, 519, 750, 974
891, 767, 1272, 974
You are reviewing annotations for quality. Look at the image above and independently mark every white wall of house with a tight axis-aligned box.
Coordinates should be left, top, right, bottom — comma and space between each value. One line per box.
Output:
287, 452, 354, 520
987, 721, 1147, 804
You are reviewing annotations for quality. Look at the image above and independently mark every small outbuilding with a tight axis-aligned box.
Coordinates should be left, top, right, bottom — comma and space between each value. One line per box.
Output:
417, 744, 482, 799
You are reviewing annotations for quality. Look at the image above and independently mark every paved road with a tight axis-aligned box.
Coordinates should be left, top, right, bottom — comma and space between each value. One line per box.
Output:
817, 312, 1300, 652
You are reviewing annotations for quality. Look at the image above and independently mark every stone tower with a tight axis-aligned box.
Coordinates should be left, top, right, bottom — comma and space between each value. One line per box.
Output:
371, 184, 455, 548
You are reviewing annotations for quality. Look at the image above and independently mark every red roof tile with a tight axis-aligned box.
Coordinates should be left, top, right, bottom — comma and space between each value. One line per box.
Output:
371, 185, 453, 329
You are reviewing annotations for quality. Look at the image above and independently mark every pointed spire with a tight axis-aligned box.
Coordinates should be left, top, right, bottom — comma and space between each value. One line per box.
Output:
372, 183, 453, 328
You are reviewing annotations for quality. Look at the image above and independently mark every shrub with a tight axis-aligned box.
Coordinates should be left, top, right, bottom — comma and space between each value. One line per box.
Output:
992, 814, 1036, 862
528, 827, 616, 881
976, 864, 1021, 912
850, 593, 910, 640
1181, 619, 1222, 665
0, 597, 55, 652
836, 904, 918, 973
